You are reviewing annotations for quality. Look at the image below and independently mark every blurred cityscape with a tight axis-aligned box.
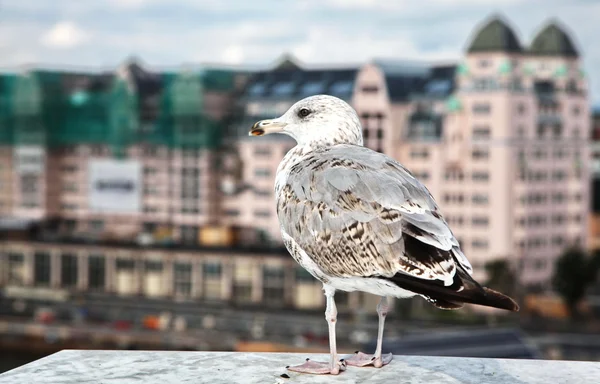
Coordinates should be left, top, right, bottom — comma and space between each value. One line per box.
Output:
2, 12, 600, 372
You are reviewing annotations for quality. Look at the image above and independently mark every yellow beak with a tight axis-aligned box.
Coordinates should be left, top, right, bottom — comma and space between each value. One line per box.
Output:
249, 119, 287, 136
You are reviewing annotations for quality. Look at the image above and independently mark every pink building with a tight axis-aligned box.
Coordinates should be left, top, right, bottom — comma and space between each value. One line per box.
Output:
232, 16, 590, 290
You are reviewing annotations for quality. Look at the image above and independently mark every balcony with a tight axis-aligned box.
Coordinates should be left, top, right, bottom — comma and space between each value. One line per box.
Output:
1, 350, 599, 383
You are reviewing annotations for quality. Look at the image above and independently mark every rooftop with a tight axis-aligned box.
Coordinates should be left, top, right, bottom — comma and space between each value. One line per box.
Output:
467, 16, 523, 54
529, 22, 580, 58
1, 350, 600, 384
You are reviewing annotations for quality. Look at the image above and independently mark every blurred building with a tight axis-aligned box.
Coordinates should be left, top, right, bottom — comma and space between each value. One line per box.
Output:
0, 238, 377, 313
590, 107, 600, 250
0, 15, 592, 300
0, 59, 249, 245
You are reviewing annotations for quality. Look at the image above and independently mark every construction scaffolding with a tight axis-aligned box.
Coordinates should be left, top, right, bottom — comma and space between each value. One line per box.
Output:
0, 65, 237, 155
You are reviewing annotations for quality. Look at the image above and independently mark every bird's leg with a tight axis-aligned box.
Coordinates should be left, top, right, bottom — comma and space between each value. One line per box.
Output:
286, 285, 346, 375
345, 296, 393, 368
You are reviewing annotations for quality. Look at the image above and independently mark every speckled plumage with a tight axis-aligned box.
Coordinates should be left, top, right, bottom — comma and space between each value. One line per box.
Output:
276, 143, 473, 297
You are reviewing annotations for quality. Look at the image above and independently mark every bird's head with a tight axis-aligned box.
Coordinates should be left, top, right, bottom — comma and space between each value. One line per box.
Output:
249, 95, 363, 147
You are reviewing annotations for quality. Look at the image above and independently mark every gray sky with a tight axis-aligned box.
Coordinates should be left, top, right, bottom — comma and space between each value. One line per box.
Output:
1, 0, 599, 105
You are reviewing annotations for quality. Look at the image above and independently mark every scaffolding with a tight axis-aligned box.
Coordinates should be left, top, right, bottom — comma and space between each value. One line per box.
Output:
0, 67, 235, 155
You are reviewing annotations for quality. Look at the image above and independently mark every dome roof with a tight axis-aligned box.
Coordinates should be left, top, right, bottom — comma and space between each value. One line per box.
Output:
467, 17, 523, 54
529, 22, 579, 58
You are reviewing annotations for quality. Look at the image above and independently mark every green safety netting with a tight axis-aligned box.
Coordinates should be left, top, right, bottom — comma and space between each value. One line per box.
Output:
0, 68, 231, 154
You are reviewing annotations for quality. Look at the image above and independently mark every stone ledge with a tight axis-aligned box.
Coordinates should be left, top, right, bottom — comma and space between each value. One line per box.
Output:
1, 350, 600, 384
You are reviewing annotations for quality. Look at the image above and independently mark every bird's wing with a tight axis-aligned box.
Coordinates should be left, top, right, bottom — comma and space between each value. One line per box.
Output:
278, 144, 472, 287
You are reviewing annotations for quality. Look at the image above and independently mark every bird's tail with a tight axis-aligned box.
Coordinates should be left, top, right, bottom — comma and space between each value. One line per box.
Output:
387, 269, 519, 312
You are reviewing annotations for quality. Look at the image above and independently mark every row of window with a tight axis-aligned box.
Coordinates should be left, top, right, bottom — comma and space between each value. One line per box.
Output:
224, 209, 271, 218
517, 235, 582, 250
461, 123, 584, 141
471, 100, 582, 117
519, 192, 582, 205
4, 252, 321, 303
519, 148, 583, 161
445, 215, 489, 227
517, 169, 583, 182
516, 213, 583, 227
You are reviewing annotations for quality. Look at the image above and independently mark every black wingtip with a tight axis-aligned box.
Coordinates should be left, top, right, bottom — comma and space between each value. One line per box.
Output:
481, 287, 520, 312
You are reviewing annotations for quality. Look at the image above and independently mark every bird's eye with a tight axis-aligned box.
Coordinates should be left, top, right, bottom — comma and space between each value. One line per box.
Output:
298, 108, 311, 118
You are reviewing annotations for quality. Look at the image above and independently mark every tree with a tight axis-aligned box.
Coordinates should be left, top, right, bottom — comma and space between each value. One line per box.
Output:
552, 248, 600, 318
484, 259, 518, 298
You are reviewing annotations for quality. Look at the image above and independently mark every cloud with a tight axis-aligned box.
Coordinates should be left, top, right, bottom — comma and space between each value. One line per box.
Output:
40, 21, 90, 49
106, 0, 147, 9
0, 1, 599, 104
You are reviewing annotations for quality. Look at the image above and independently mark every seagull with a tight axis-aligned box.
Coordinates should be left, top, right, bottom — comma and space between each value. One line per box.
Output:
249, 95, 519, 375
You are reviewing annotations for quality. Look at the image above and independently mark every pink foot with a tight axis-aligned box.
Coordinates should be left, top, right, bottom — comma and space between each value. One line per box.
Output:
344, 351, 393, 368
286, 358, 346, 375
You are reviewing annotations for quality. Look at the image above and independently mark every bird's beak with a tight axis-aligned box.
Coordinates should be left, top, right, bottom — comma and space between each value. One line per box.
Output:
249, 119, 287, 137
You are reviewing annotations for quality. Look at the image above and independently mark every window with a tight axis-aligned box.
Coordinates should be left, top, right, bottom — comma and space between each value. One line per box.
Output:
34, 252, 51, 286
88, 255, 105, 290
472, 239, 488, 249
224, 209, 240, 217
203, 263, 222, 278
89, 220, 104, 231
255, 189, 271, 197
472, 148, 489, 160
472, 217, 489, 226
263, 266, 285, 305
472, 194, 488, 205
472, 103, 490, 114
145, 261, 163, 272
272, 82, 294, 96
254, 168, 271, 178
472, 171, 489, 182
144, 186, 159, 196
414, 171, 429, 181
533, 149, 546, 159
174, 263, 192, 297
517, 103, 526, 115
203, 262, 222, 299
8, 253, 25, 284
254, 146, 271, 156
410, 148, 429, 159
20, 174, 37, 193
61, 254, 78, 287
254, 210, 271, 218
144, 167, 158, 176
143, 206, 159, 213
295, 267, 315, 282
63, 183, 78, 193
116, 259, 135, 270
361, 85, 379, 93
553, 125, 562, 139
472, 126, 491, 140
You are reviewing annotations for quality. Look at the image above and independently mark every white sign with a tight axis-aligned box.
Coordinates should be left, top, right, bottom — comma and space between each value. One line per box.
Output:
88, 159, 141, 213
14, 146, 45, 174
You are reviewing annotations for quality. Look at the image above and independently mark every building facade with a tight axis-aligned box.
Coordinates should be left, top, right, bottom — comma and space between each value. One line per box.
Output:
0, 16, 592, 297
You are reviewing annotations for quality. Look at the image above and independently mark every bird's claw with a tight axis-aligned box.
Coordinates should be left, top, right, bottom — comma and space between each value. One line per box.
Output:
344, 351, 393, 368
286, 357, 347, 375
